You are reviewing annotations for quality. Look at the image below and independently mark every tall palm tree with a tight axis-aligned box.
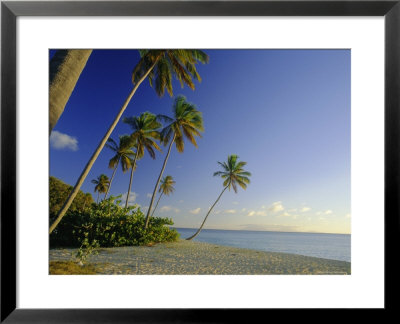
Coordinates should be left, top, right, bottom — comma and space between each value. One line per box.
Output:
49, 49, 92, 133
123, 112, 162, 208
151, 175, 176, 217
145, 95, 204, 229
91, 174, 110, 203
104, 135, 136, 199
50, 49, 208, 234
186, 155, 251, 240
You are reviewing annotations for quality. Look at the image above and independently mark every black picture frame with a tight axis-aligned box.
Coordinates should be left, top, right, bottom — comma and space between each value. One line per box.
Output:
1, 0, 399, 322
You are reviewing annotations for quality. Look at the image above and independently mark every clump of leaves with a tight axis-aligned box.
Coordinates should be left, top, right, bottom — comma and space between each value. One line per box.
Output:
74, 232, 99, 265
50, 195, 180, 248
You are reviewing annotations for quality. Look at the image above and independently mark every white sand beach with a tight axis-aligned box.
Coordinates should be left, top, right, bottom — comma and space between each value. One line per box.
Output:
50, 240, 350, 275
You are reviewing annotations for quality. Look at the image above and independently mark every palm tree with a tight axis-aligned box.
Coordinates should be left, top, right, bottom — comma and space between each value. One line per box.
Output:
145, 95, 204, 229
91, 174, 110, 203
151, 175, 176, 217
49, 49, 92, 133
123, 112, 162, 208
50, 49, 208, 234
104, 135, 136, 199
186, 155, 251, 241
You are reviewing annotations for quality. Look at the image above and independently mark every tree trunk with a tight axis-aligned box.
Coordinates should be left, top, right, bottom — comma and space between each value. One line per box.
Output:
151, 193, 163, 218
145, 134, 176, 229
96, 192, 100, 203
49, 60, 158, 234
49, 50, 92, 133
104, 156, 120, 200
186, 186, 228, 241
125, 151, 139, 208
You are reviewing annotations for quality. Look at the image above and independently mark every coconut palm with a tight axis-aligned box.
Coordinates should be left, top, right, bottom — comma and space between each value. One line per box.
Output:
50, 49, 208, 234
91, 174, 110, 203
104, 135, 136, 199
123, 112, 162, 208
151, 175, 176, 217
186, 155, 251, 240
145, 95, 204, 229
49, 49, 92, 133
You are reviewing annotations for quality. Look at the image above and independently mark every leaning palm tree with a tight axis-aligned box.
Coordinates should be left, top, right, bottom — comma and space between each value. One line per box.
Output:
145, 95, 204, 229
104, 135, 136, 199
49, 49, 92, 133
186, 155, 251, 240
123, 112, 162, 208
50, 49, 208, 234
151, 175, 176, 217
91, 174, 110, 203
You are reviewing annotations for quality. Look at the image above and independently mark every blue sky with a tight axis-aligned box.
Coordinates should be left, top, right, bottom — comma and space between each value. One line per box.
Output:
50, 49, 350, 234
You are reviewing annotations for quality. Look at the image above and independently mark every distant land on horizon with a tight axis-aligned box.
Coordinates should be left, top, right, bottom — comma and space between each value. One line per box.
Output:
173, 226, 350, 236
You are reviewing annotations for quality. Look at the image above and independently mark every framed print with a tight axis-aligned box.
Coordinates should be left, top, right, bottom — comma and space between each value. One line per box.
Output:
1, 0, 399, 322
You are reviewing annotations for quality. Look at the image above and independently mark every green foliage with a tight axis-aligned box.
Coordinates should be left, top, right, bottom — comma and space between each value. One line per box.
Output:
49, 176, 94, 220
50, 196, 180, 248
74, 232, 99, 264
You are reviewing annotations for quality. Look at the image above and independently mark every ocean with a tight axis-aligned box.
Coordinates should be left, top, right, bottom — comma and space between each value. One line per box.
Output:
174, 227, 351, 262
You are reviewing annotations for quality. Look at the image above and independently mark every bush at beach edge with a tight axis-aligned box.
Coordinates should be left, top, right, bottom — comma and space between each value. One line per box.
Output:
50, 196, 180, 248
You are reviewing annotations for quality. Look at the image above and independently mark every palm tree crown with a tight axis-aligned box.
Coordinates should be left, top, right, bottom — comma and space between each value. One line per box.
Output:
103, 135, 136, 199
123, 112, 162, 159
159, 95, 204, 152
159, 175, 176, 195
213, 155, 251, 193
106, 135, 136, 172
132, 50, 209, 97
91, 174, 110, 202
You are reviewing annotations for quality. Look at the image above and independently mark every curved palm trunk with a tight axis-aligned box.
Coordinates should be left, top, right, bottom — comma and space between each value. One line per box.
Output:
125, 152, 139, 208
104, 156, 120, 200
49, 49, 92, 133
186, 186, 228, 241
145, 134, 176, 229
49, 60, 158, 234
150, 193, 163, 218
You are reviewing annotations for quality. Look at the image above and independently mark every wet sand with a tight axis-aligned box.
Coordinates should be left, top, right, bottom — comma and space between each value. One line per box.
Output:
49, 240, 351, 275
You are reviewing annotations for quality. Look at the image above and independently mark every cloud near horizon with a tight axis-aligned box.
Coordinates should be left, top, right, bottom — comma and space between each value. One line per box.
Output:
50, 130, 78, 151
190, 207, 201, 214
224, 209, 236, 214
160, 205, 180, 213
268, 201, 284, 213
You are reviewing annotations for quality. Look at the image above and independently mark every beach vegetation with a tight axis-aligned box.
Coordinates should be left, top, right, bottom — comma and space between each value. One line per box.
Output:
50, 196, 180, 249
145, 95, 204, 228
50, 49, 208, 234
186, 155, 251, 240
49, 176, 94, 220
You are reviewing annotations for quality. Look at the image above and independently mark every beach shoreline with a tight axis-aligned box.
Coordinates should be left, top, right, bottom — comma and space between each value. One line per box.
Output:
49, 240, 351, 275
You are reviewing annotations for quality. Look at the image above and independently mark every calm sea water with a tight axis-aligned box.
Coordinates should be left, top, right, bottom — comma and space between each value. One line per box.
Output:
174, 228, 351, 262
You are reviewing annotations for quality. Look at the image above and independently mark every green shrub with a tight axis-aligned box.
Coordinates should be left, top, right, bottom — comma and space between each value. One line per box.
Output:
49, 176, 94, 220
50, 196, 180, 248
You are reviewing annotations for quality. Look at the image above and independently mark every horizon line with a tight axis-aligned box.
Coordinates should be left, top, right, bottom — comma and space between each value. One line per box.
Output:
172, 226, 350, 236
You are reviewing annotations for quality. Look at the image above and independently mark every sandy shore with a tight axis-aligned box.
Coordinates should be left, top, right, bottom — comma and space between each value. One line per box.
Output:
49, 240, 351, 275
